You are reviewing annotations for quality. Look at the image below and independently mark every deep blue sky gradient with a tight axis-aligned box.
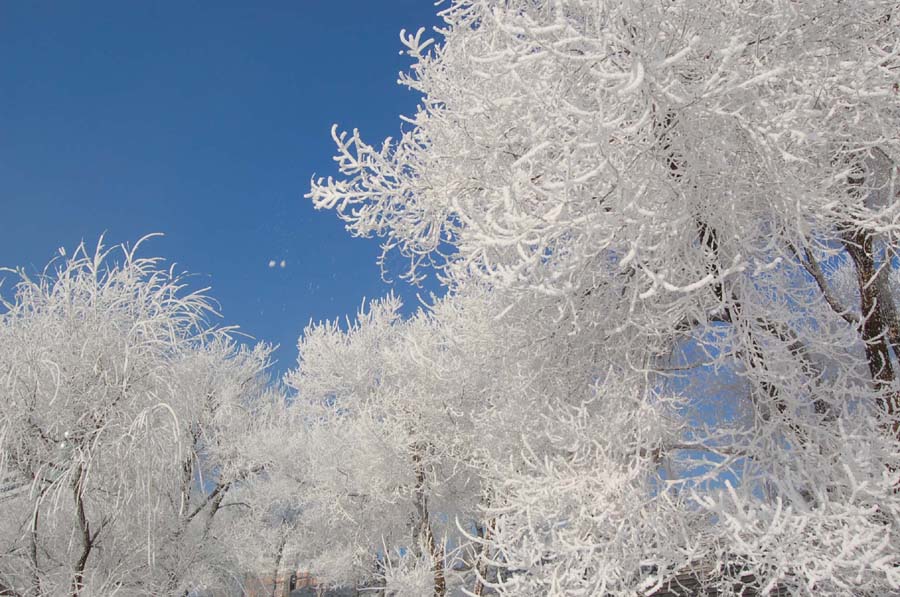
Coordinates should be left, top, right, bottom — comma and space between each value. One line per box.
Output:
0, 1, 445, 373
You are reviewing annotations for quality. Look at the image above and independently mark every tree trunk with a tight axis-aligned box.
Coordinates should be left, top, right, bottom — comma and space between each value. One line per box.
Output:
842, 226, 900, 439
70, 464, 93, 597
411, 444, 445, 597
471, 519, 494, 596
271, 534, 287, 597
29, 499, 42, 597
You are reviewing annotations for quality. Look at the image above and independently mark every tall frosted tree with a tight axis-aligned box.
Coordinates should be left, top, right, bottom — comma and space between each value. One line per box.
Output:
308, 0, 900, 595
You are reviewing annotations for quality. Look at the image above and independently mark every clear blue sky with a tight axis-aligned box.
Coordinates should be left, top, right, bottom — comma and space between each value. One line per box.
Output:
0, 1, 444, 373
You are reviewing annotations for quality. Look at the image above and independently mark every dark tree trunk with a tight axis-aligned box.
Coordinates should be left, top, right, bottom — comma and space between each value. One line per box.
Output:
70, 464, 94, 597
411, 445, 445, 597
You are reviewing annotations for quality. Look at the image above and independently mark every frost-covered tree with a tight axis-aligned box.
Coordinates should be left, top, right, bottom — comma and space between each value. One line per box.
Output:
280, 285, 693, 596
308, 0, 900, 595
0, 238, 278, 596
256, 296, 484, 595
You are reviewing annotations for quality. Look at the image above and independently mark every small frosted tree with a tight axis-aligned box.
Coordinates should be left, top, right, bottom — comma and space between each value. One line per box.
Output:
273, 296, 484, 595
0, 238, 277, 596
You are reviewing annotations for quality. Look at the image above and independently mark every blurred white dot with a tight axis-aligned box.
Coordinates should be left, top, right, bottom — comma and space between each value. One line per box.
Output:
268, 260, 276, 268
280, 260, 286, 268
